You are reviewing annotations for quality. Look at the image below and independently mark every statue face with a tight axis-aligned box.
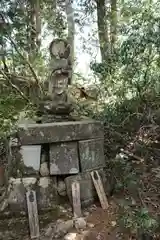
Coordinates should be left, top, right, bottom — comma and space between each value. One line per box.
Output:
49, 39, 71, 59
50, 41, 65, 59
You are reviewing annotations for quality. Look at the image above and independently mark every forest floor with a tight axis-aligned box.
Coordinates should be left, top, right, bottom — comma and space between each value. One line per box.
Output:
0, 192, 159, 240
0, 201, 134, 240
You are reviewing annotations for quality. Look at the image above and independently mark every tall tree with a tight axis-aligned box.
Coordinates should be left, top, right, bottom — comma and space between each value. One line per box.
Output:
96, 0, 110, 62
28, 0, 41, 62
110, 0, 117, 52
65, 0, 75, 83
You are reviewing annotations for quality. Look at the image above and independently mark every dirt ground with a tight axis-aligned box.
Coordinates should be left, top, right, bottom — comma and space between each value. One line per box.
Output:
0, 197, 159, 240
0, 200, 124, 240
0, 199, 139, 240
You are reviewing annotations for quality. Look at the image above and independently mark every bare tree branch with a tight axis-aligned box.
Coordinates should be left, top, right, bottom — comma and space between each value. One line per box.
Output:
0, 70, 30, 102
7, 36, 44, 94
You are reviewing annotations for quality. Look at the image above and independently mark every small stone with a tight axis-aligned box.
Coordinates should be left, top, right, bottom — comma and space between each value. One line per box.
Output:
64, 233, 79, 240
83, 211, 89, 217
111, 221, 116, 227
57, 180, 67, 196
59, 205, 68, 213
74, 217, 87, 230
89, 204, 97, 211
40, 162, 49, 176
57, 219, 64, 224
45, 225, 53, 237
87, 223, 95, 228
68, 207, 72, 212
55, 219, 74, 237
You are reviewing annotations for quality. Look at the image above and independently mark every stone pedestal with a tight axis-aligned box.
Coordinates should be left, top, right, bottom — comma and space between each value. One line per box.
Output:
65, 169, 107, 207
5, 120, 105, 213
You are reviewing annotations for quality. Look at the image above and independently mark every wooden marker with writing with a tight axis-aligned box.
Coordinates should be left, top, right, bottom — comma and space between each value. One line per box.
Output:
91, 170, 109, 210
71, 181, 82, 218
26, 190, 40, 239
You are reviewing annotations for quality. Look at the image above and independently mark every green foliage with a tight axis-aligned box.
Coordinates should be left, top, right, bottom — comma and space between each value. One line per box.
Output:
91, 0, 160, 100
0, 93, 22, 137
0, 91, 34, 138
41, 0, 67, 38
119, 205, 158, 235
108, 150, 159, 236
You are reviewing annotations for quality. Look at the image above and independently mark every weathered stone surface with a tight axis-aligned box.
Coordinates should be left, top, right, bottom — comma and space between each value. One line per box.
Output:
11, 146, 39, 177
79, 138, 105, 172
10, 147, 25, 178
50, 142, 79, 175
37, 177, 58, 209
40, 162, 49, 176
45, 225, 54, 237
20, 145, 41, 173
18, 120, 103, 145
55, 219, 74, 237
57, 179, 67, 196
65, 169, 108, 207
7, 177, 58, 212
64, 233, 80, 240
8, 177, 37, 211
74, 217, 87, 230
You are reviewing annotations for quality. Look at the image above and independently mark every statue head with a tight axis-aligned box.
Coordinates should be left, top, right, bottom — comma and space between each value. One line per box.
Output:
49, 39, 70, 59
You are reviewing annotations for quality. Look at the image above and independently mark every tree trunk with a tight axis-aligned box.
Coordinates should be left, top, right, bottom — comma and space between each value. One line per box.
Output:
65, 0, 75, 84
29, 0, 41, 62
0, 39, 8, 73
35, 0, 41, 50
110, 0, 117, 52
96, 0, 110, 62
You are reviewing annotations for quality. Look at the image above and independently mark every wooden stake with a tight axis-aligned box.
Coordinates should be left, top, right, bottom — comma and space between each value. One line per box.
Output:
71, 181, 82, 218
91, 170, 109, 209
26, 190, 40, 239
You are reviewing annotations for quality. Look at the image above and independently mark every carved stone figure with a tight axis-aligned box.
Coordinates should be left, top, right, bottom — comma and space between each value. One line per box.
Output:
38, 38, 73, 122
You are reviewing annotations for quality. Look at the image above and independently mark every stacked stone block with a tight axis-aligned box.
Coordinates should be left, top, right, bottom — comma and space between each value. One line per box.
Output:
7, 120, 106, 212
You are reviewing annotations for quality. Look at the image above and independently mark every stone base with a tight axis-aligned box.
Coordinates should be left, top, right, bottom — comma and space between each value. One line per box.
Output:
18, 120, 103, 145
7, 177, 58, 212
65, 169, 108, 207
40, 114, 75, 123
7, 119, 105, 214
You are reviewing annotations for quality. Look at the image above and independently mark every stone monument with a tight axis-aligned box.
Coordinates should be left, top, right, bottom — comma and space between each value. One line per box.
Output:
1, 38, 107, 215
38, 39, 73, 123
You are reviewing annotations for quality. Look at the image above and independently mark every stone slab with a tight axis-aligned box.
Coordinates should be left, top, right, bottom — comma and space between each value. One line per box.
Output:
7, 177, 58, 212
79, 138, 105, 172
50, 142, 79, 175
17, 120, 104, 145
11, 147, 39, 177
65, 169, 108, 207
36, 177, 58, 209
8, 177, 36, 211
20, 145, 41, 171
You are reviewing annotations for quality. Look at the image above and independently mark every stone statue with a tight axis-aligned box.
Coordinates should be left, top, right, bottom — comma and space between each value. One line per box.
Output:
38, 39, 73, 123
